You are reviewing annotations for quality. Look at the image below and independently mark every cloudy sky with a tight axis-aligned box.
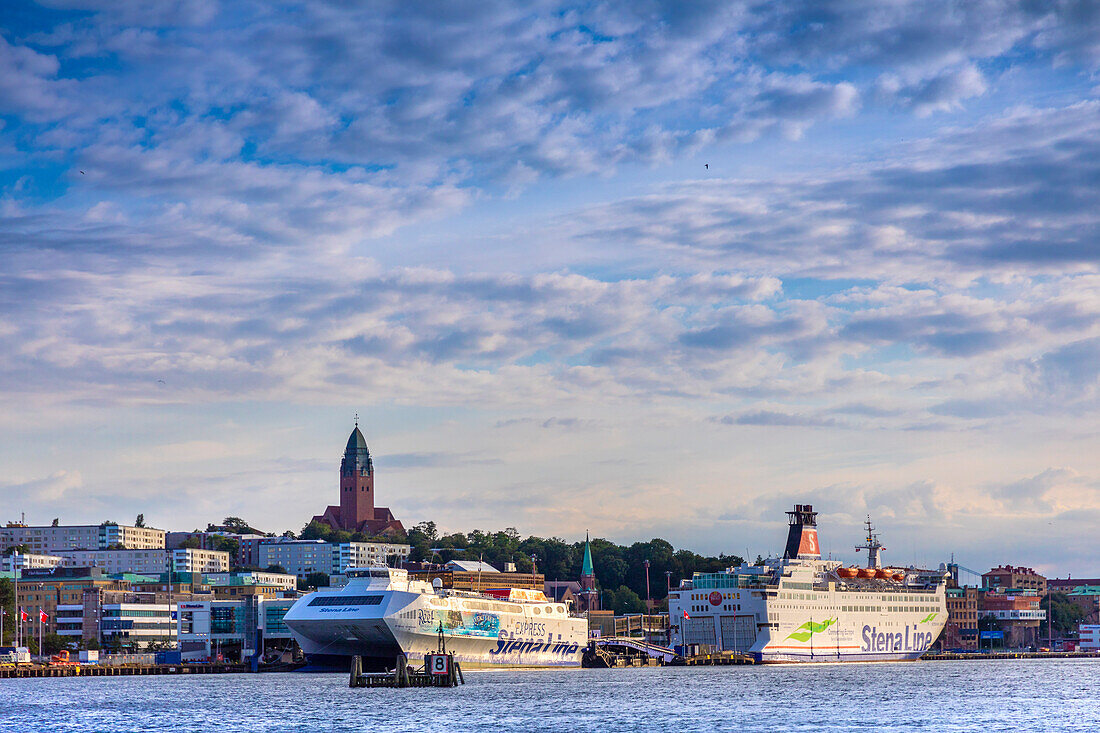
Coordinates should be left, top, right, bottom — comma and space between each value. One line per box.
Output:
2, 1, 1099, 577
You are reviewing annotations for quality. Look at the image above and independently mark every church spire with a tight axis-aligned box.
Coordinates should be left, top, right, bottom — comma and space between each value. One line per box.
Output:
582, 531, 594, 577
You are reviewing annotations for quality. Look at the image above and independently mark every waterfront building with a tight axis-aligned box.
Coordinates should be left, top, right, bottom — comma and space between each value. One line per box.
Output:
59, 549, 170, 575
169, 548, 230, 574
15, 567, 127, 637
310, 422, 404, 535
943, 587, 980, 649
1, 552, 63, 573
980, 590, 1046, 647
1080, 624, 1100, 651
258, 539, 410, 580
1, 522, 165, 553
55, 578, 213, 648
176, 596, 298, 662
982, 565, 1047, 594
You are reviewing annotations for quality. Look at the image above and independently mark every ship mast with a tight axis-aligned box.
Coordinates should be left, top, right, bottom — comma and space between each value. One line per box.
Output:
854, 515, 885, 568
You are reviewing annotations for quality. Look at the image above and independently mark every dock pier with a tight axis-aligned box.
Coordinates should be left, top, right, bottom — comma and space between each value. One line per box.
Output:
0, 663, 247, 679
348, 653, 464, 688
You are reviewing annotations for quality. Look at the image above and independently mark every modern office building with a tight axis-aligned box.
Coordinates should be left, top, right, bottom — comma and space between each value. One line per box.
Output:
166, 531, 271, 567
169, 548, 230, 574
258, 539, 409, 580
202, 572, 298, 598
1, 552, 64, 573
59, 549, 170, 575
176, 596, 298, 662
14, 567, 127, 637
1, 522, 166, 553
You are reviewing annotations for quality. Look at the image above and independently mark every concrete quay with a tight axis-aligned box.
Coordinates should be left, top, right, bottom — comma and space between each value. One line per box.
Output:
0, 663, 248, 679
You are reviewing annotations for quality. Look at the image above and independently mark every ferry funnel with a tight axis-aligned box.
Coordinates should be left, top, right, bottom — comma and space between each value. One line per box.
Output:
784, 504, 820, 559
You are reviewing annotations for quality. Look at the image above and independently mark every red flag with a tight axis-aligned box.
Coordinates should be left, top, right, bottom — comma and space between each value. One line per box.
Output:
20, 609, 29, 622
683, 609, 691, 620
40, 610, 49, 623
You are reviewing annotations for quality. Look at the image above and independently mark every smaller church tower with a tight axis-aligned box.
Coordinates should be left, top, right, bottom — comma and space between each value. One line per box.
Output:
339, 421, 374, 531
579, 532, 599, 612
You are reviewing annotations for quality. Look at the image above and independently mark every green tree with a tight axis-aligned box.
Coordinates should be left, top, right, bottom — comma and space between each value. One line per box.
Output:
219, 516, 263, 534
178, 537, 202, 550
210, 535, 240, 558
265, 564, 287, 574
134, 513, 145, 528
0, 579, 14, 646
300, 520, 334, 541
604, 585, 647, 615
1040, 593, 1087, 639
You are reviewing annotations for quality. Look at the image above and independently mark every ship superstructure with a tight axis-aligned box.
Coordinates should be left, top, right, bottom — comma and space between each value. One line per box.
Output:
668, 505, 948, 663
283, 567, 587, 669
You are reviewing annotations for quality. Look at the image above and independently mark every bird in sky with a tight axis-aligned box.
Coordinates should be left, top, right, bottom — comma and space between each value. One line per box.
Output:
79, 170, 85, 174
704, 163, 709, 169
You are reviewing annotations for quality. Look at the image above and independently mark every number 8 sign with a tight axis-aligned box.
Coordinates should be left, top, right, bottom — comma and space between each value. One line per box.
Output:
427, 654, 450, 676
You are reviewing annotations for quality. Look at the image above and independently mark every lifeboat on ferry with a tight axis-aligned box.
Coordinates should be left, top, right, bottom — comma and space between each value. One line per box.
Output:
835, 567, 858, 579
856, 568, 876, 578
874, 569, 891, 579
892, 572, 906, 582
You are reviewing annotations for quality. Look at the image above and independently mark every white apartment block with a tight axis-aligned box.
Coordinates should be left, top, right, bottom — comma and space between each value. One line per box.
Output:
60, 549, 169, 576
1, 552, 64, 573
258, 540, 410, 579
170, 548, 230, 574
337, 541, 411, 570
203, 572, 297, 591
1, 523, 166, 553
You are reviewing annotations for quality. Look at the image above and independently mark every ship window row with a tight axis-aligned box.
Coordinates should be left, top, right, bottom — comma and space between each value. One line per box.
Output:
689, 604, 743, 613
308, 595, 384, 606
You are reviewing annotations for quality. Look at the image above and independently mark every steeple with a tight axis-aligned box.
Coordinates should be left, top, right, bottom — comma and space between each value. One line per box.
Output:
582, 532, 594, 577
579, 531, 599, 613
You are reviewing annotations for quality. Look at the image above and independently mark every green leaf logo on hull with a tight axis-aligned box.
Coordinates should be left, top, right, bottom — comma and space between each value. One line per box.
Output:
919, 612, 938, 623
785, 617, 838, 642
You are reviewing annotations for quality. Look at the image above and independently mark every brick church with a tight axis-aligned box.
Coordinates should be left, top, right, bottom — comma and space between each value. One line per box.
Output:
311, 422, 404, 536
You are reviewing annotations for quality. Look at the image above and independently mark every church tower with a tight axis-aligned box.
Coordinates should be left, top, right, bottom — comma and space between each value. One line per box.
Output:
312, 418, 404, 536
579, 532, 599, 612
338, 421, 374, 531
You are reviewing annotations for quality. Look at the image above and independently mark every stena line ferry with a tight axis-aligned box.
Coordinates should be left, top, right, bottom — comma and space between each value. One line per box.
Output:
668, 505, 948, 663
283, 567, 588, 670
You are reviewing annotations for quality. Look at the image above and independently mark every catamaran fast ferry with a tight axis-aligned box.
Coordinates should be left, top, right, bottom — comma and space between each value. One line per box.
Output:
283, 567, 588, 670
668, 505, 948, 663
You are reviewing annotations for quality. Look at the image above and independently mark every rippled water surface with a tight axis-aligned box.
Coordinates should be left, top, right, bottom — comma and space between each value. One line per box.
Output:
2, 660, 1098, 732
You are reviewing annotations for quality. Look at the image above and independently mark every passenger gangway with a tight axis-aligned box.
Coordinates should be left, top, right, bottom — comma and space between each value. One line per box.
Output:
591, 637, 680, 664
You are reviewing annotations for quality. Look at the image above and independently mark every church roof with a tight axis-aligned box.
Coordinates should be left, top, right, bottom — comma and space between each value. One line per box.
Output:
346, 426, 369, 453
582, 534, 594, 577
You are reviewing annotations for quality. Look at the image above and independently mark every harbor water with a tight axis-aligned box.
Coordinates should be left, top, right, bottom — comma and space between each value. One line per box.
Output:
2, 659, 1097, 732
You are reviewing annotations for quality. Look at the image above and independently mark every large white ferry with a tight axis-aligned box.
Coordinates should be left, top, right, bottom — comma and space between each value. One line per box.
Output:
283, 567, 588, 669
668, 505, 948, 663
